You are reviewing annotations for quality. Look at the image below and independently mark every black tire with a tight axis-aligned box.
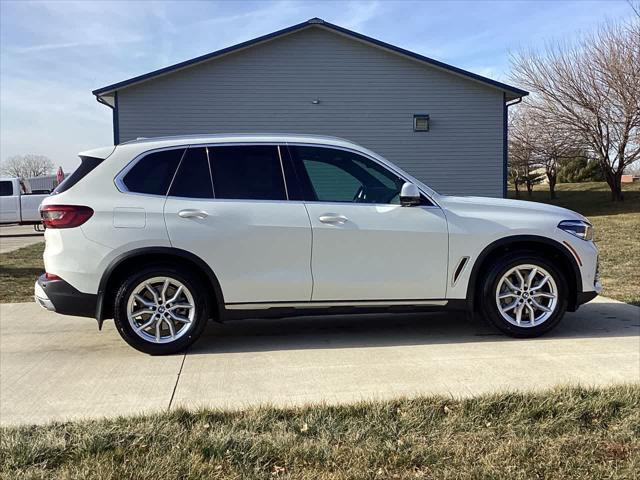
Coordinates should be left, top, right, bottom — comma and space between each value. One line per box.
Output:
480, 251, 568, 338
113, 265, 209, 355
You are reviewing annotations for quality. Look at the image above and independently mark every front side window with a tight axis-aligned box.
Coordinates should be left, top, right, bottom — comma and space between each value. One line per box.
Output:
289, 146, 404, 204
0, 181, 13, 196
122, 149, 184, 195
169, 147, 213, 199
209, 145, 286, 200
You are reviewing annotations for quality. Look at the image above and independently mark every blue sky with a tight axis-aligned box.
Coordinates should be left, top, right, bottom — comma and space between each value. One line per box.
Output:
0, 0, 635, 171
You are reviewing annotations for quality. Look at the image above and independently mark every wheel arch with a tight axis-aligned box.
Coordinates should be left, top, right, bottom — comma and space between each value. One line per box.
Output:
466, 235, 583, 313
96, 247, 225, 327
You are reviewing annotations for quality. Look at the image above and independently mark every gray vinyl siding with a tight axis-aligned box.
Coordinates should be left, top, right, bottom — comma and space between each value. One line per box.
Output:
117, 27, 505, 197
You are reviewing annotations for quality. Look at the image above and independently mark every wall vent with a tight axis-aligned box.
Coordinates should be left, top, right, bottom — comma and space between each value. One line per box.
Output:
413, 114, 430, 132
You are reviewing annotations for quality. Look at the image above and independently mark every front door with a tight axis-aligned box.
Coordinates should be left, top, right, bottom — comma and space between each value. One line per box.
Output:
287, 145, 448, 301
164, 145, 313, 305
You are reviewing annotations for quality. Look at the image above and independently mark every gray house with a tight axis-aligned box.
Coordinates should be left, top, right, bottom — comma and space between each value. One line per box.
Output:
93, 18, 527, 197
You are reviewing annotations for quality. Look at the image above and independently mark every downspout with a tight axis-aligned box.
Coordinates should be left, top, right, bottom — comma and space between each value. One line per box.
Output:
95, 92, 120, 145
503, 94, 523, 198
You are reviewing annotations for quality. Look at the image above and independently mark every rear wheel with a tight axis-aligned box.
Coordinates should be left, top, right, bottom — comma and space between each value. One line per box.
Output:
480, 252, 568, 337
113, 266, 208, 354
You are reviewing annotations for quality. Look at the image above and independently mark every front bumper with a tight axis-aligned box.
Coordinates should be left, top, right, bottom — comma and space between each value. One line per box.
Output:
573, 256, 602, 308
576, 290, 598, 306
34, 274, 97, 318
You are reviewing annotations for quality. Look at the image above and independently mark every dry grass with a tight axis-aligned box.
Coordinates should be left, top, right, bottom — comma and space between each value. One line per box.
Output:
0, 242, 44, 303
509, 182, 640, 305
1, 385, 639, 479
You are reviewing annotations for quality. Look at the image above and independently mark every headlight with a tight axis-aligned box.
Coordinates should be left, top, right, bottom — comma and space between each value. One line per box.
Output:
558, 220, 593, 241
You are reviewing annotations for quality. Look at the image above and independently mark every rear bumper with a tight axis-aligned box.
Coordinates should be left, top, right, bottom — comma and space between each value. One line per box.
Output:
34, 274, 97, 318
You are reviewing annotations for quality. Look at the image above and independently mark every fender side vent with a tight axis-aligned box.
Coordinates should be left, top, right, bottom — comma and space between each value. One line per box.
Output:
452, 256, 470, 286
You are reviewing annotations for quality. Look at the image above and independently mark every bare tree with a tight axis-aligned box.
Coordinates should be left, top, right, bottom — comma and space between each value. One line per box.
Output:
509, 107, 543, 197
511, 18, 640, 201
529, 108, 580, 199
508, 149, 524, 198
0, 154, 54, 179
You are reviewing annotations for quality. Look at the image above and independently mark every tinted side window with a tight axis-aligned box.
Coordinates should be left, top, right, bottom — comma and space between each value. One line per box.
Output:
0, 181, 13, 196
169, 147, 213, 198
54, 156, 103, 194
209, 146, 286, 200
289, 146, 404, 204
303, 160, 361, 201
123, 149, 184, 195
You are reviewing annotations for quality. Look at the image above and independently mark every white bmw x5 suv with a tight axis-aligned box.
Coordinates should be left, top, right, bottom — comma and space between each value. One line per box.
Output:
35, 134, 601, 354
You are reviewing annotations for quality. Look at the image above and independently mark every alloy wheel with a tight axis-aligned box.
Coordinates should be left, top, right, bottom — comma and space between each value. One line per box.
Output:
126, 276, 196, 344
495, 264, 558, 328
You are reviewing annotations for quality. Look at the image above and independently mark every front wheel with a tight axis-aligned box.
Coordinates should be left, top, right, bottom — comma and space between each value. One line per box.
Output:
113, 266, 209, 355
480, 252, 568, 337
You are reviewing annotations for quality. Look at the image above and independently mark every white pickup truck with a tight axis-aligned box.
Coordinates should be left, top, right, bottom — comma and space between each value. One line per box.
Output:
0, 177, 50, 226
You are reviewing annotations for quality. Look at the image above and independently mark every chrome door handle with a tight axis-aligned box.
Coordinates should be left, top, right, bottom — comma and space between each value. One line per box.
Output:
178, 209, 208, 219
318, 214, 348, 224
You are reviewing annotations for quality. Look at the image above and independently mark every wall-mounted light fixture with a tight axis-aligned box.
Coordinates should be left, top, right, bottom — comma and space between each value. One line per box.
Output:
413, 114, 430, 132
312, 98, 321, 105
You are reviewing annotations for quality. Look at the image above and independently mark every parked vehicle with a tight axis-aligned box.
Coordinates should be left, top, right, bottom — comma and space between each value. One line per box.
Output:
34, 135, 601, 354
0, 177, 49, 226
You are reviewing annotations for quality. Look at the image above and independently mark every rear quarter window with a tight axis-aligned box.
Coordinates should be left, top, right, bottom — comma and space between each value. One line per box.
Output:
122, 149, 185, 195
54, 156, 102, 194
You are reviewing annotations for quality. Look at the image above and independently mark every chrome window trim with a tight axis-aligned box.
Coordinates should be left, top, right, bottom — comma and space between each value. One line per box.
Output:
205, 146, 216, 198
276, 145, 290, 201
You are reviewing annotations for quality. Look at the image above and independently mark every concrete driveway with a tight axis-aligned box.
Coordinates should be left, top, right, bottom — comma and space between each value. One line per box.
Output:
0, 225, 43, 254
0, 297, 638, 426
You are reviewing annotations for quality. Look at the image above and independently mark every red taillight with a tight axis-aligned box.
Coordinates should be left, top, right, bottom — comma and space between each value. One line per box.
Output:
45, 273, 61, 281
41, 205, 93, 229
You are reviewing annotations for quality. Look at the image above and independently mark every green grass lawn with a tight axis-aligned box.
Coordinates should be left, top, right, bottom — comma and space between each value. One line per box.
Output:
508, 182, 640, 306
1, 385, 638, 479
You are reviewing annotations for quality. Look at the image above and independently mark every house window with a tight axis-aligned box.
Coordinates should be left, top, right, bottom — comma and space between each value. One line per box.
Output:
413, 114, 430, 132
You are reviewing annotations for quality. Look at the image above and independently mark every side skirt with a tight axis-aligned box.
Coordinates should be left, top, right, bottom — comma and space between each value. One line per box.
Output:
222, 299, 468, 321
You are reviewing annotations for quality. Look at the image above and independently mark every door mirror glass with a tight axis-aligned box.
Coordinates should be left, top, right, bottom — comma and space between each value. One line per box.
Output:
400, 182, 421, 207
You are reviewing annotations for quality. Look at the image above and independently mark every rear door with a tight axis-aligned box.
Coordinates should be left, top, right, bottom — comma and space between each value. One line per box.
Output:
164, 145, 313, 305
287, 145, 449, 301
0, 180, 19, 223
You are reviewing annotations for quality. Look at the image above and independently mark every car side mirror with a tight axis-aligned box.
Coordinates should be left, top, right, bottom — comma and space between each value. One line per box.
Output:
400, 182, 421, 207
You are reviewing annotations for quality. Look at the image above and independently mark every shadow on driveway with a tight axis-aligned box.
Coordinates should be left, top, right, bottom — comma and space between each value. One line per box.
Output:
190, 299, 640, 355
